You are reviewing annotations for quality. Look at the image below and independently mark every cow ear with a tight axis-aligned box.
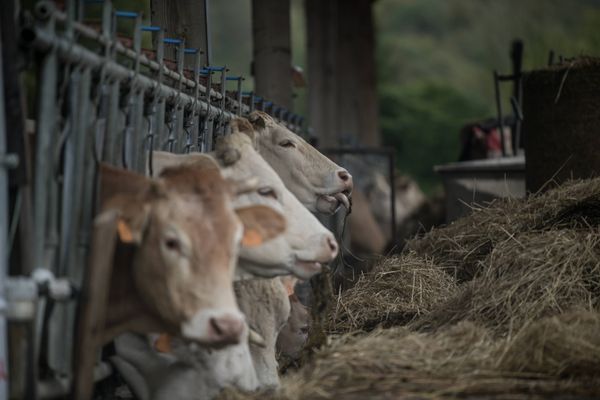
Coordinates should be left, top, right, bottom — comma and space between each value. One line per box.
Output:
230, 117, 255, 135
235, 205, 286, 247
116, 203, 151, 245
248, 111, 267, 131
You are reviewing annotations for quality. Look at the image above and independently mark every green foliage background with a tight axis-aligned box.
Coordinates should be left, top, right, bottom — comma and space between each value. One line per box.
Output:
374, 0, 600, 193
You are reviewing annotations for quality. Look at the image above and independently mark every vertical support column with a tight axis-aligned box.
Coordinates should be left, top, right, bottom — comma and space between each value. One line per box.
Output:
336, 0, 380, 147
252, 0, 293, 110
306, 0, 380, 147
306, 0, 338, 146
150, 0, 210, 67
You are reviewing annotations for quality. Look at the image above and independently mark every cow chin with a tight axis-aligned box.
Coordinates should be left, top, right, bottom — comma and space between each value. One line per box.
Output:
180, 309, 246, 348
316, 195, 341, 215
292, 260, 324, 280
236, 261, 292, 279
316, 192, 351, 215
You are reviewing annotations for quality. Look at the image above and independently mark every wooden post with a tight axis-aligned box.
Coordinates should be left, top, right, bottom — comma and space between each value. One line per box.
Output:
252, 0, 293, 109
150, 0, 210, 66
306, 0, 338, 146
306, 0, 380, 147
72, 211, 118, 400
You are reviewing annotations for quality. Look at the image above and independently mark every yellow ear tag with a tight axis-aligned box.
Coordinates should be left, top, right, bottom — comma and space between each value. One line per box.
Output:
154, 333, 172, 353
242, 229, 263, 247
117, 219, 134, 243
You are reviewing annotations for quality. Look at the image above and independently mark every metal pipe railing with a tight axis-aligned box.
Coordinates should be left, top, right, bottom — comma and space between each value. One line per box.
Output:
6, 1, 308, 397
0, 17, 12, 400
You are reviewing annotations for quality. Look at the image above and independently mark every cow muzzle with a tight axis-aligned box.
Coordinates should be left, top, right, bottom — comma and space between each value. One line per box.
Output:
316, 191, 352, 215
181, 309, 245, 348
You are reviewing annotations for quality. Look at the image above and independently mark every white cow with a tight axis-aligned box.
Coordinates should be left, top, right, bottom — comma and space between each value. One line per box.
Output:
246, 111, 353, 214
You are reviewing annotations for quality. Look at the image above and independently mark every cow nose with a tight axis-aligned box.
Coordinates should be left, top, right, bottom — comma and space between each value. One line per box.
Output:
337, 169, 353, 191
337, 169, 350, 182
208, 314, 244, 346
325, 234, 339, 258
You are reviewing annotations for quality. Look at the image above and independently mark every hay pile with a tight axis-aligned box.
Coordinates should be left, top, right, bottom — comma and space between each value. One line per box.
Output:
329, 253, 458, 333
219, 178, 600, 399
413, 229, 600, 335
406, 178, 600, 281
221, 314, 600, 399
498, 310, 600, 377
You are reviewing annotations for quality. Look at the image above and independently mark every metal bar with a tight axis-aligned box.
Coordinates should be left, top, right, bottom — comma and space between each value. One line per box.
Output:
175, 105, 185, 153
493, 70, 507, 157
30, 5, 59, 398
319, 147, 396, 156
21, 26, 238, 122
388, 151, 397, 246
0, 15, 11, 400
103, 80, 121, 164
155, 99, 166, 152
204, 0, 212, 66
130, 14, 146, 172
51, 10, 223, 101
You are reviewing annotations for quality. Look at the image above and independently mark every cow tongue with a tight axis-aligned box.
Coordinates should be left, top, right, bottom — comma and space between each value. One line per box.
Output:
334, 192, 350, 211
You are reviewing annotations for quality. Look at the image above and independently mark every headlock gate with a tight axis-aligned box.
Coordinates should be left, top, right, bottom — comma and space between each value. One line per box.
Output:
0, 1, 304, 398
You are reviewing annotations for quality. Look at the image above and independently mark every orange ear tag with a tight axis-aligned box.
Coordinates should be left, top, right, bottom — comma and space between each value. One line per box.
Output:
117, 219, 134, 243
154, 333, 172, 353
242, 229, 263, 247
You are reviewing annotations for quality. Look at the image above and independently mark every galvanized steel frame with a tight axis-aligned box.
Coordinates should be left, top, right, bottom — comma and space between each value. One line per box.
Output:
2, 0, 306, 398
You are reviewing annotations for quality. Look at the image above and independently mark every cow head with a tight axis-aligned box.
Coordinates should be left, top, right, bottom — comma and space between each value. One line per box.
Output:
215, 122, 339, 280
100, 164, 284, 347
247, 111, 353, 215
276, 276, 309, 362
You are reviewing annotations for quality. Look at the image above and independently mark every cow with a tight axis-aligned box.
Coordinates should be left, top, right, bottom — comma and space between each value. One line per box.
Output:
98, 163, 285, 346
112, 120, 341, 398
276, 276, 309, 364
246, 111, 353, 214
151, 126, 339, 280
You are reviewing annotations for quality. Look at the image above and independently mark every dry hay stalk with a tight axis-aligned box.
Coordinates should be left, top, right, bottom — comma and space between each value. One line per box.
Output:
328, 253, 458, 333
219, 319, 600, 400
412, 229, 600, 336
498, 310, 600, 377
406, 177, 600, 281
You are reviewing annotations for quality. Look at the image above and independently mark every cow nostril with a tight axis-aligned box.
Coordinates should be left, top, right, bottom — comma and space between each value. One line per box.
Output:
327, 235, 338, 254
210, 317, 224, 336
337, 170, 350, 182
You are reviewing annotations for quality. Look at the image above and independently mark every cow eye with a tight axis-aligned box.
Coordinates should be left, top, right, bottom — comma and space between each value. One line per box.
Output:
164, 237, 181, 253
278, 140, 296, 148
258, 186, 278, 200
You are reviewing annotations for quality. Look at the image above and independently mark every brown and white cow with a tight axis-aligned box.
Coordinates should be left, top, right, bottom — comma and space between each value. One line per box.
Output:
151, 128, 339, 280
98, 163, 285, 346
247, 111, 353, 214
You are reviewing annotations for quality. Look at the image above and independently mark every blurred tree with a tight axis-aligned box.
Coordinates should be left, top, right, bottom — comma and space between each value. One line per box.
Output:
375, 0, 600, 193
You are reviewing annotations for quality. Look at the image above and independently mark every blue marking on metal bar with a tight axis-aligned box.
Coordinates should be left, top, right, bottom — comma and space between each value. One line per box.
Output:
204, 66, 225, 72
141, 25, 161, 32
184, 48, 198, 54
163, 38, 182, 45
242, 91, 253, 96
225, 76, 242, 81
115, 10, 139, 19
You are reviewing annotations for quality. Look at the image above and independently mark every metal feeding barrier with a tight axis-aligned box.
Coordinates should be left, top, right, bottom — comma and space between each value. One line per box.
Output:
0, 0, 305, 398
